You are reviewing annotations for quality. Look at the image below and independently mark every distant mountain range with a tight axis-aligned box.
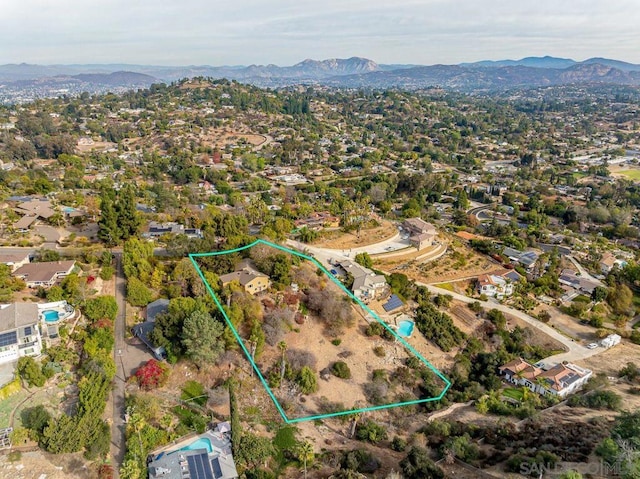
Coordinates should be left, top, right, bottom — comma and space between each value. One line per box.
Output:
1, 56, 640, 98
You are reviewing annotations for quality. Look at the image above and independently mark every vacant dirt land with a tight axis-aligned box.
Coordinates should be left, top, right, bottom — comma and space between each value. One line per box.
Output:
313, 219, 398, 249
201, 127, 267, 149
580, 341, 640, 376
0, 450, 96, 479
382, 238, 497, 284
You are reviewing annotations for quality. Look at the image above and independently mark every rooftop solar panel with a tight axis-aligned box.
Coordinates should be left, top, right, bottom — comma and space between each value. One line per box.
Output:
24, 326, 32, 336
0, 331, 17, 348
211, 457, 223, 479
187, 452, 214, 479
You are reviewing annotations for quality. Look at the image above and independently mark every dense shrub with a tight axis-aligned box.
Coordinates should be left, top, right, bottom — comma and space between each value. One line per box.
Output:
331, 361, 352, 379
355, 420, 387, 443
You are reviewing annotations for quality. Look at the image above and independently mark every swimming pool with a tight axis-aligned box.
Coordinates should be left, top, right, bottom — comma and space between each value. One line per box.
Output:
42, 310, 60, 323
397, 320, 414, 338
179, 437, 213, 454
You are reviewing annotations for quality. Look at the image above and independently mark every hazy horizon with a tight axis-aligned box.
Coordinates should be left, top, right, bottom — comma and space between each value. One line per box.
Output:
2, 0, 639, 66
2, 54, 640, 68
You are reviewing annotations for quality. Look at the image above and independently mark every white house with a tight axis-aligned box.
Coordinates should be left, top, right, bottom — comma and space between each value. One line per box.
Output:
0, 303, 43, 365
338, 260, 387, 302
477, 274, 514, 299
499, 358, 592, 398
600, 253, 628, 274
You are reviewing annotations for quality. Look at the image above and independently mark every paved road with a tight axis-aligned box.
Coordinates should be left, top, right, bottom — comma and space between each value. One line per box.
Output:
111, 253, 126, 478
422, 284, 603, 366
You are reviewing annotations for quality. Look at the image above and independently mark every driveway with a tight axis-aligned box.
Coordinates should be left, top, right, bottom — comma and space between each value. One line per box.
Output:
567, 255, 603, 286
33, 225, 61, 246
111, 254, 126, 478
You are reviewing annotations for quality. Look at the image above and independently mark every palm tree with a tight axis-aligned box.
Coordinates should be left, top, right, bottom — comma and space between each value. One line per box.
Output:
278, 340, 287, 385
295, 441, 314, 479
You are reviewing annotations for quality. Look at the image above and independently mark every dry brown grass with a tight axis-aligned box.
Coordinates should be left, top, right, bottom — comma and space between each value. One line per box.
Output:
313, 220, 398, 249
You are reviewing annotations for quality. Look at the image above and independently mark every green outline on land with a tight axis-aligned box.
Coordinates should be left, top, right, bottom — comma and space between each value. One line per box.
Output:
189, 239, 451, 424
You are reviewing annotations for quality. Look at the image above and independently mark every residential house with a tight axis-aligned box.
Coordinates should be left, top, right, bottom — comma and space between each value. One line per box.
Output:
599, 253, 627, 274
220, 260, 270, 295
502, 247, 539, 270
12, 215, 37, 232
338, 260, 387, 302
403, 218, 438, 251
13, 261, 76, 288
536, 363, 593, 398
558, 269, 600, 295
499, 358, 592, 398
499, 358, 542, 390
0, 252, 30, 272
143, 221, 203, 239
14, 198, 57, 220
0, 303, 43, 365
294, 211, 340, 230
476, 271, 519, 299
147, 424, 238, 479
132, 299, 169, 360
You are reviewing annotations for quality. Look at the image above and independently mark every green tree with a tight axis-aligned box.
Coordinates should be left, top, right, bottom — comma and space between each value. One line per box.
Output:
17, 356, 46, 387
98, 189, 119, 245
295, 441, 314, 479
607, 283, 633, 316
236, 433, 274, 468
115, 184, 141, 241
21, 405, 51, 439
354, 252, 373, 269
84, 296, 118, 322
401, 446, 444, 479
126, 277, 154, 307
181, 310, 225, 365
591, 286, 608, 303
355, 420, 388, 443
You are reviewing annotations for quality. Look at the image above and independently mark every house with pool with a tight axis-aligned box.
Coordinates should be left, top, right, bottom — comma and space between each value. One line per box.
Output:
0, 303, 43, 366
147, 422, 238, 479
37, 300, 76, 341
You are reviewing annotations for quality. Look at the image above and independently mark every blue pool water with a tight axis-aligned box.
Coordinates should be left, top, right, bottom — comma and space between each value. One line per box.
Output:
397, 320, 415, 338
43, 310, 60, 322
179, 437, 213, 454
62, 206, 76, 213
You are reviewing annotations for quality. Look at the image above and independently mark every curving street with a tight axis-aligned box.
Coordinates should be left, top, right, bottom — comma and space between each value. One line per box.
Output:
287, 236, 607, 368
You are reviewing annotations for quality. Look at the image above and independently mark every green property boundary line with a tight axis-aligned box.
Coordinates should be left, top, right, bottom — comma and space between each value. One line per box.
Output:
188, 238, 451, 424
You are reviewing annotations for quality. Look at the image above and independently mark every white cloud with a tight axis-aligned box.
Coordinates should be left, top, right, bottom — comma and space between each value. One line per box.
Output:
0, 0, 638, 64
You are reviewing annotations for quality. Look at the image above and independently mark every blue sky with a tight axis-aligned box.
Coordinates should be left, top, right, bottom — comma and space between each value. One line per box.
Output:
2, 0, 639, 65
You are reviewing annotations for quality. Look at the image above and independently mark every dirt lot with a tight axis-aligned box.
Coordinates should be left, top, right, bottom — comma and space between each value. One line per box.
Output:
313, 220, 398, 249
381, 238, 497, 284
200, 127, 267, 149
75, 140, 117, 153
0, 450, 96, 479
533, 304, 599, 343
580, 341, 640, 377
